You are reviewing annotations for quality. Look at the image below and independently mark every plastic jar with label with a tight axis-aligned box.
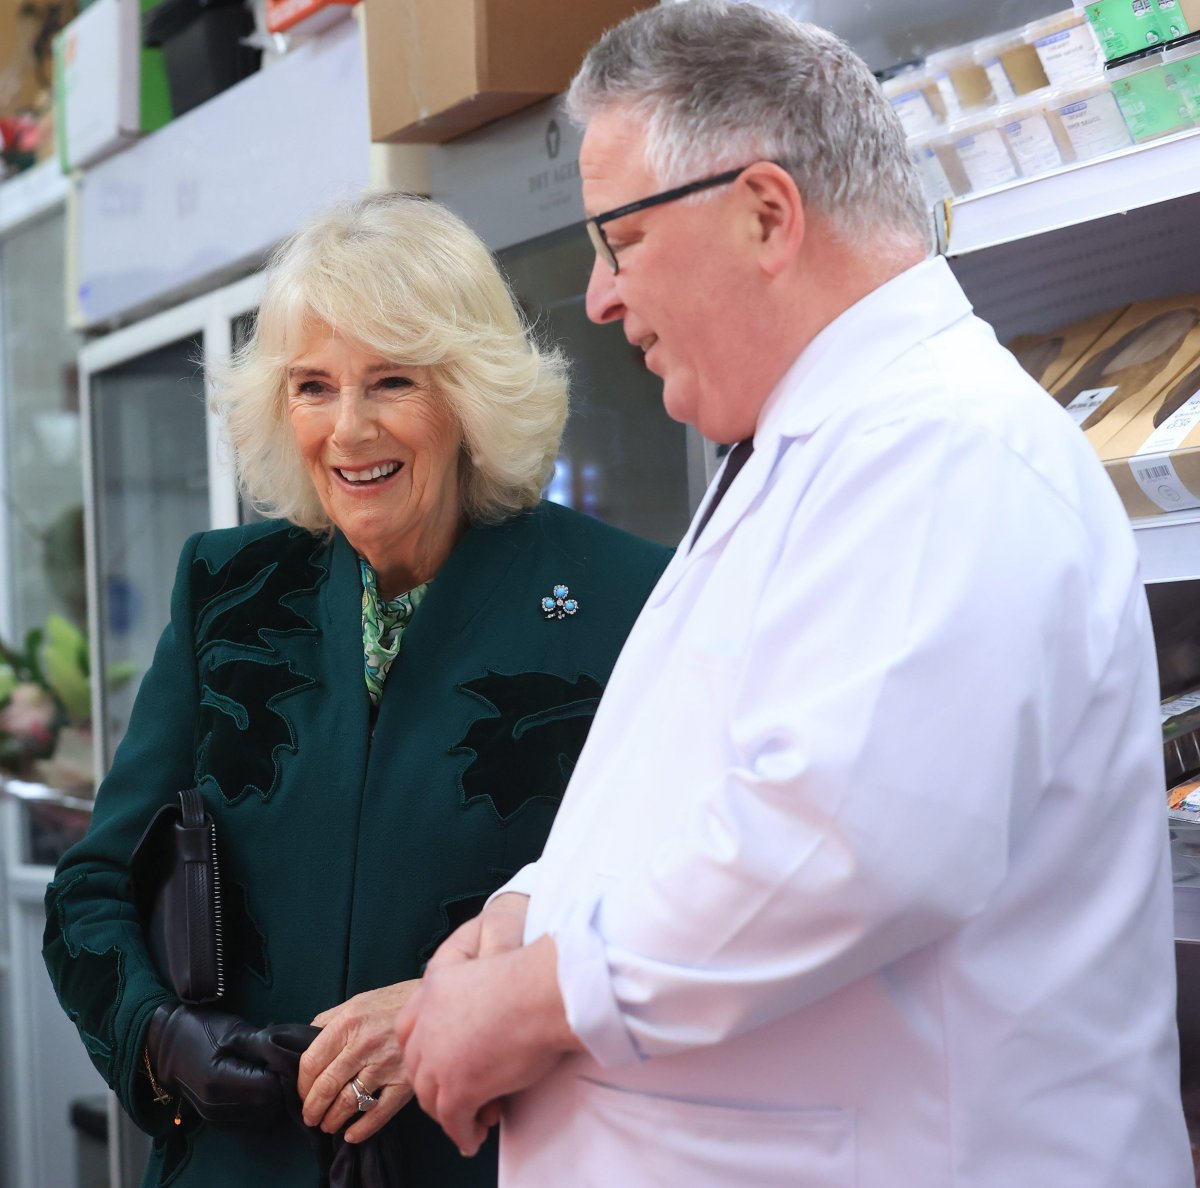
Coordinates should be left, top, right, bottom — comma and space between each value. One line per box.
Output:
941, 112, 1022, 195
996, 88, 1077, 177
1025, 9, 1105, 82
1046, 75, 1135, 158
973, 32, 1051, 102
1083, 0, 1169, 64
1112, 60, 1196, 140
926, 46, 996, 120
881, 68, 943, 138
909, 135, 957, 205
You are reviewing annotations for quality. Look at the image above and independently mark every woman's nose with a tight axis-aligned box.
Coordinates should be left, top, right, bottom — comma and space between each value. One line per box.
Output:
331, 389, 377, 445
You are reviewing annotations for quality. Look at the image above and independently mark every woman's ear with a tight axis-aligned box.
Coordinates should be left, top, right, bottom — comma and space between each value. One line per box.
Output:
741, 162, 805, 278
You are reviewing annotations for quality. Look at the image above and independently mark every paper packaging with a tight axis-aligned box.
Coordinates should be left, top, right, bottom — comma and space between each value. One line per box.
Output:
1102, 353, 1200, 516
1007, 306, 1128, 391
52, 0, 172, 171
1112, 63, 1196, 141
1083, 0, 1170, 62
1053, 296, 1200, 453
362, 0, 655, 144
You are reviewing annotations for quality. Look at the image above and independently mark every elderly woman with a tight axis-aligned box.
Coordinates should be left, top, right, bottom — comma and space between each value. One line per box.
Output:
43, 193, 670, 1188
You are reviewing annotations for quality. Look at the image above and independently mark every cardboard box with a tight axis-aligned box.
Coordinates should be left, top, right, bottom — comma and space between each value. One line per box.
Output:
1101, 353, 1200, 516
1007, 306, 1127, 393
1053, 296, 1200, 452
362, 0, 655, 144
52, 0, 172, 171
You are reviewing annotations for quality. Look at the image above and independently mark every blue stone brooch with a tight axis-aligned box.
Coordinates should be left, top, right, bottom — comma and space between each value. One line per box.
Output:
541, 583, 579, 620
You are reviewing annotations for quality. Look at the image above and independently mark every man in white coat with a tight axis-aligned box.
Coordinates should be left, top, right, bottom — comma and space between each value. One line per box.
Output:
396, 3, 1193, 1184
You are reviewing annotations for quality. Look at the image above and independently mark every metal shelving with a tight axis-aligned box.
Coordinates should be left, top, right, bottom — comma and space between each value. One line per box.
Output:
939, 129, 1200, 584
938, 127, 1200, 257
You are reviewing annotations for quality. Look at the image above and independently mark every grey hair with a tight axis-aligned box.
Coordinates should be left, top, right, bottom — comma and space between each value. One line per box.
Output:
211, 192, 569, 531
567, 0, 931, 255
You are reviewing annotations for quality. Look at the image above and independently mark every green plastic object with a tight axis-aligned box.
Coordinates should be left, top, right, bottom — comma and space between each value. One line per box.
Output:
138, 0, 174, 134
1112, 62, 1195, 141
1085, 0, 1171, 62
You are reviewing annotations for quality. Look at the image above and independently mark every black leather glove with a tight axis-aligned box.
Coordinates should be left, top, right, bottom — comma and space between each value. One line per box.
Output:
147, 1003, 316, 1129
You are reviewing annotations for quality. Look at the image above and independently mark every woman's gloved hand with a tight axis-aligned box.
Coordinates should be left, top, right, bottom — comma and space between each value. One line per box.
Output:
147, 1003, 317, 1129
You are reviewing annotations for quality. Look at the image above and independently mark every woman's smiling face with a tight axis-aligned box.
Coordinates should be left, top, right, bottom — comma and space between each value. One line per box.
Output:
286, 324, 465, 594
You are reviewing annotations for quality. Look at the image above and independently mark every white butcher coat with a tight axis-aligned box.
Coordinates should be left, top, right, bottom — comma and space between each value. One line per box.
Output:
499, 257, 1192, 1187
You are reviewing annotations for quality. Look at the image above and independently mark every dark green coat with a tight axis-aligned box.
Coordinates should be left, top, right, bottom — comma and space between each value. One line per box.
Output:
43, 503, 670, 1187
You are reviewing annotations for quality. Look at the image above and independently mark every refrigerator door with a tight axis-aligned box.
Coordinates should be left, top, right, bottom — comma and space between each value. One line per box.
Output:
88, 336, 210, 767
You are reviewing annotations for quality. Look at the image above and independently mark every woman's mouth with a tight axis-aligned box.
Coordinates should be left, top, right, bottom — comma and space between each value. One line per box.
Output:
335, 461, 402, 485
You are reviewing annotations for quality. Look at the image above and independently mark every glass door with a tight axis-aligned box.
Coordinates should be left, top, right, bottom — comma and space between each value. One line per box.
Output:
499, 224, 702, 547
88, 337, 210, 767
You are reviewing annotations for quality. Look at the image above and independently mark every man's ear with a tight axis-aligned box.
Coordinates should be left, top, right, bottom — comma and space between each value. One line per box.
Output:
741, 162, 805, 277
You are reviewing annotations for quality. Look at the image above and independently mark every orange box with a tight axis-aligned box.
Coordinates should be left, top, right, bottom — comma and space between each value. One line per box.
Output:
266, 0, 356, 34
362, 0, 655, 144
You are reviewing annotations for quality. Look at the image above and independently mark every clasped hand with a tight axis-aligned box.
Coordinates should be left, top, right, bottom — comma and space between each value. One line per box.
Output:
395, 894, 582, 1157
298, 979, 421, 1143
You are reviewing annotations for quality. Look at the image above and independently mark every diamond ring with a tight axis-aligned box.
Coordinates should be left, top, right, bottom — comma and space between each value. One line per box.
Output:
350, 1075, 379, 1112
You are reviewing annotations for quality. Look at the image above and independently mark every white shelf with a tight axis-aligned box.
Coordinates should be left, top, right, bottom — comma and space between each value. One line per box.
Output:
0, 160, 68, 239
939, 127, 1200, 257
1133, 510, 1200, 584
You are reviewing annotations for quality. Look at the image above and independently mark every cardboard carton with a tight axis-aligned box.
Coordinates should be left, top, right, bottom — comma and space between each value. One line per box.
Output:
362, 0, 654, 144
1007, 305, 1127, 393
1101, 353, 1200, 516
1052, 296, 1200, 453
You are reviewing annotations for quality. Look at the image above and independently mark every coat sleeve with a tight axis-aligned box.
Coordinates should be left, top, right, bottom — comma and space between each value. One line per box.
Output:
550, 413, 1112, 1067
42, 533, 204, 1134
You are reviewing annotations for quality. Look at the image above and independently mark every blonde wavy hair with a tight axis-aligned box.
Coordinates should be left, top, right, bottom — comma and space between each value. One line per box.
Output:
212, 192, 569, 530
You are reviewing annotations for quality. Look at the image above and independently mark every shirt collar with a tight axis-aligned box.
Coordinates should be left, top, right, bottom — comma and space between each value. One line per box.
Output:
756, 255, 974, 445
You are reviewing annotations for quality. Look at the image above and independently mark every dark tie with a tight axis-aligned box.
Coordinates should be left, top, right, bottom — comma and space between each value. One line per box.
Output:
690, 438, 754, 551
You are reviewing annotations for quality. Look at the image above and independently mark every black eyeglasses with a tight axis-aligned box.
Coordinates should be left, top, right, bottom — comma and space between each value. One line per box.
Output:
585, 165, 756, 274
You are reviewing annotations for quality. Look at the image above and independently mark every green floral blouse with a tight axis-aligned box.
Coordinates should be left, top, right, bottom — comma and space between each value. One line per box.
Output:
360, 559, 428, 706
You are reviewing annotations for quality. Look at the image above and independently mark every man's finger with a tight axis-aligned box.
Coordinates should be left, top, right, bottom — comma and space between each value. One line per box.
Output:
439, 1088, 488, 1157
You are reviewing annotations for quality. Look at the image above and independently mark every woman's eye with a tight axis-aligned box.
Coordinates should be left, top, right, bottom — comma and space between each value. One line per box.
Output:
378, 375, 415, 391
296, 380, 328, 397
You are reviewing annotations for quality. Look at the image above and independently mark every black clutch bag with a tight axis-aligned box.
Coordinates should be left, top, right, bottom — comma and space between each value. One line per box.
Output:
129, 786, 225, 1003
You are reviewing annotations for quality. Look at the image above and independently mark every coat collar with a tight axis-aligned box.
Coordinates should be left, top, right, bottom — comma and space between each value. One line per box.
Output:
660, 257, 973, 596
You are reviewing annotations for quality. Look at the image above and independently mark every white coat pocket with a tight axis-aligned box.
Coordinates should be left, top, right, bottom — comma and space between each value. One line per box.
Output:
571, 1077, 857, 1188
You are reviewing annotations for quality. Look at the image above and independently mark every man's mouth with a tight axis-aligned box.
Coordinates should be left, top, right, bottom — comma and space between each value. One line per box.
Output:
335, 461, 401, 485
639, 334, 658, 353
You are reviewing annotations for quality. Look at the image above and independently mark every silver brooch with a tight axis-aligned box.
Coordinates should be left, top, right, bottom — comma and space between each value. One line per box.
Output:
541, 583, 579, 620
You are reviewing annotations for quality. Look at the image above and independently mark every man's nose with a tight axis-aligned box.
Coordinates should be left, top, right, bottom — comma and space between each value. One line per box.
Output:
585, 256, 625, 325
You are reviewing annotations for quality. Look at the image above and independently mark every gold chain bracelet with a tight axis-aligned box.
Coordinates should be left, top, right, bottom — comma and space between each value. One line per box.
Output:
143, 1046, 183, 1125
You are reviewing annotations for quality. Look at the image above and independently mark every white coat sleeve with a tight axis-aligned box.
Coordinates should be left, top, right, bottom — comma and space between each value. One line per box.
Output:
551, 411, 1108, 1067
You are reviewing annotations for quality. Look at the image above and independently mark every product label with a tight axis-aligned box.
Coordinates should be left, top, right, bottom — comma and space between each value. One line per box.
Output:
912, 144, 955, 203
1162, 689, 1200, 722
983, 58, 1017, 103
1129, 452, 1200, 511
1086, 0, 1167, 59
1057, 89, 1134, 158
1001, 111, 1065, 175
1138, 388, 1200, 453
1065, 385, 1119, 425
889, 89, 939, 137
1034, 24, 1103, 84
1114, 65, 1193, 140
953, 128, 1019, 191
931, 69, 962, 120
